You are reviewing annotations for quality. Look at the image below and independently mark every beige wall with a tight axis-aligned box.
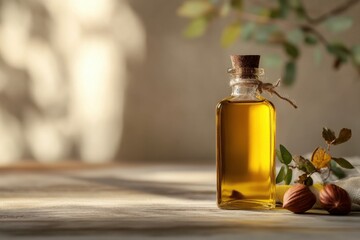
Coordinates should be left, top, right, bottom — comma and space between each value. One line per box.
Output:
0, 0, 358, 163
119, 0, 360, 162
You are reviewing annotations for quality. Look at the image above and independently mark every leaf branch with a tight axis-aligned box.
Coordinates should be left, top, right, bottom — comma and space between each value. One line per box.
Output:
301, 0, 360, 24
300, 25, 328, 45
178, 0, 360, 84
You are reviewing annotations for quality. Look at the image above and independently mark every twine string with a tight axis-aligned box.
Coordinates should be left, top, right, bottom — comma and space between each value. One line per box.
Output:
254, 79, 298, 109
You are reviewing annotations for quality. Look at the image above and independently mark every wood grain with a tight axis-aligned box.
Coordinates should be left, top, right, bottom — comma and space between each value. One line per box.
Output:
0, 164, 359, 239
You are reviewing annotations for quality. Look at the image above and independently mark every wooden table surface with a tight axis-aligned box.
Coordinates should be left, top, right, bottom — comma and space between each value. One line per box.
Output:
0, 163, 359, 239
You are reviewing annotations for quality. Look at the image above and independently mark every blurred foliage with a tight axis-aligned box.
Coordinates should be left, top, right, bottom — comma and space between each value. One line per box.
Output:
177, 0, 360, 85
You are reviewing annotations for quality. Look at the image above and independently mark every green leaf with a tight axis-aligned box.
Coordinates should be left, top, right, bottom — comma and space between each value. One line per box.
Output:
304, 33, 317, 45
241, 22, 256, 40
284, 167, 293, 185
263, 54, 283, 68
304, 159, 316, 174
304, 176, 313, 186
279, 144, 292, 165
332, 157, 354, 169
276, 165, 286, 183
327, 43, 349, 62
324, 16, 353, 33
230, 0, 243, 11
221, 22, 241, 47
330, 160, 346, 179
313, 47, 323, 65
352, 45, 360, 65
333, 128, 352, 145
183, 17, 207, 38
278, 0, 289, 18
286, 29, 304, 45
255, 25, 278, 43
269, 9, 280, 19
290, 0, 306, 19
177, 0, 213, 18
283, 42, 299, 59
276, 149, 284, 163
283, 61, 296, 85
322, 127, 336, 144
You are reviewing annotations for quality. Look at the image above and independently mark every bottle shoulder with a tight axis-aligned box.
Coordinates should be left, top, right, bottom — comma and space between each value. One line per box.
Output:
217, 96, 275, 110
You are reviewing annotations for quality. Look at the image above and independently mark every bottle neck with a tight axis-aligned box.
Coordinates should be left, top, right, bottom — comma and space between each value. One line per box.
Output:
230, 77, 261, 101
227, 68, 264, 100
231, 83, 257, 96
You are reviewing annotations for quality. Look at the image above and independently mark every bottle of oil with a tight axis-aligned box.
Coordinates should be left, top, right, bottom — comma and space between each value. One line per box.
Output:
216, 55, 276, 210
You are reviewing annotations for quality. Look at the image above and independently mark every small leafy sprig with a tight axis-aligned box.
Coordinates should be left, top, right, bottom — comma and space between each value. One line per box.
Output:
177, 0, 360, 85
276, 127, 355, 186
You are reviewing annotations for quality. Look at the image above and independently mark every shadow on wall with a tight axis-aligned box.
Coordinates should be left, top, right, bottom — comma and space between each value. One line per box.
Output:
1, 0, 359, 164
0, 0, 145, 164
117, 0, 229, 163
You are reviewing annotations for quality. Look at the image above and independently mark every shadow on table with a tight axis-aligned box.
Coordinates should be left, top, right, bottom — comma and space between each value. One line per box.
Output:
65, 173, 216, 201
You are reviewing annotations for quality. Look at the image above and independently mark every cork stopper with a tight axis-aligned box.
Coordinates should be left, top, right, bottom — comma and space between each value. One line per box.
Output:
230, 55, 260, 69
229, 55, 261, 78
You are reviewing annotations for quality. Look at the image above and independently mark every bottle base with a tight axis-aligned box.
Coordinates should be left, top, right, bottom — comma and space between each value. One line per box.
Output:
218, 199, 275, 210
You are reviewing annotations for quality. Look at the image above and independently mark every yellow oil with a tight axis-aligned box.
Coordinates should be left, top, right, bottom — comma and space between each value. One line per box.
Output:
216, 98, 276, 209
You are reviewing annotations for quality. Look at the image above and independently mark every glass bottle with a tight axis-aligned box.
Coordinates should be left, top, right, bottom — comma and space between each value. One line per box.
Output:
216, 55, 276, 210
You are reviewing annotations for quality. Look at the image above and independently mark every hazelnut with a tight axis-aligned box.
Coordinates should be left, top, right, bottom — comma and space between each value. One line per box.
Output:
283, 184, 316, 213
319, 184, 351, 215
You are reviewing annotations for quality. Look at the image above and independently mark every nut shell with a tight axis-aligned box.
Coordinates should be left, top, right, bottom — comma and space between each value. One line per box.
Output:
283, 184, 316, 213
319, 184, 351, 215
